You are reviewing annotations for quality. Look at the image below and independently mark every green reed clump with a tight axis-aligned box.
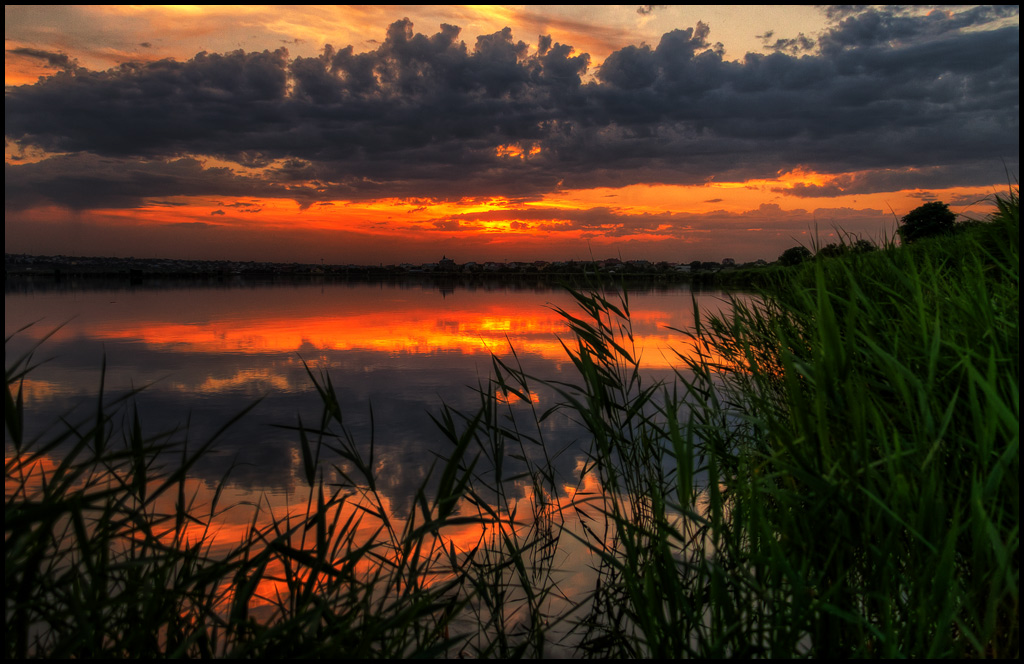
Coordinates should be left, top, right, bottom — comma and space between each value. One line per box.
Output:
663, 191, 1017, 656
490, 190, 1017, 657
426, 351, 582, 658
4, 345, 483, 657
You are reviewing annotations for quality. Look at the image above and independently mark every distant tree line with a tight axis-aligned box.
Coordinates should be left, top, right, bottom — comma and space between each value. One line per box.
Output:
777, 200, 967, 265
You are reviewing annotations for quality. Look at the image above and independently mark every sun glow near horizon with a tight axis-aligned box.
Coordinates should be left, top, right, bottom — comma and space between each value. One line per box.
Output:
18, 174, 996, 264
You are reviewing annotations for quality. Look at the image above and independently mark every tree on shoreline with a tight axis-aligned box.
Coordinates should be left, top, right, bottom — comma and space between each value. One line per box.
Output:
778, 245, 812, 266
898, 201, 956, 244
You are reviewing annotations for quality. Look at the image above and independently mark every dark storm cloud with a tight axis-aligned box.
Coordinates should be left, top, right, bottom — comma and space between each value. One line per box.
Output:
7, 47, 78, 70
5, 7, 1019, 209
818, 5, 1019, 52
4, 154, 266, 210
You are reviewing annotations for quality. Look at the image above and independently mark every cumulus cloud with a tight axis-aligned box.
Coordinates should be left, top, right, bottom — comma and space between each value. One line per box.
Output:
5, 7, 1019, 211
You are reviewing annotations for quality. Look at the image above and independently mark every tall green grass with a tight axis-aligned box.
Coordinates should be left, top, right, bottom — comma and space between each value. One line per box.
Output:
4, 350, 480, 657
6, 190, 1018, 657
466, 189, 1018, 657
568, 187, 1019, 657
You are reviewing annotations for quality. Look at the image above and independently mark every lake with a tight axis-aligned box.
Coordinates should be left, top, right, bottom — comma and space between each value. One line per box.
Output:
5, 276, 738, 653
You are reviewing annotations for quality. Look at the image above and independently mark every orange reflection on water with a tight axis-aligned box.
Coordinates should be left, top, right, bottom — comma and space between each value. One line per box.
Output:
7, 285, 743, 405
11, 377, 80, 404
85, 308, 572, 359
77, 299, 732, 371
187, 368, 294, 394
5, 451, 59, 499
5, 444, 605, 621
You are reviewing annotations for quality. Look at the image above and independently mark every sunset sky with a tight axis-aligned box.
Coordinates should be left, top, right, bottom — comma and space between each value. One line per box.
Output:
5, 5, 1019, 264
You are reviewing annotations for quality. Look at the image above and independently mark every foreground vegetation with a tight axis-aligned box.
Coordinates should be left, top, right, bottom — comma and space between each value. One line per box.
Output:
5, 190, 1018, 657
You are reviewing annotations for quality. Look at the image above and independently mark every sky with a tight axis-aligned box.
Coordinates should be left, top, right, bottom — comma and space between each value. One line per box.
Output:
4, 5, 1020, 264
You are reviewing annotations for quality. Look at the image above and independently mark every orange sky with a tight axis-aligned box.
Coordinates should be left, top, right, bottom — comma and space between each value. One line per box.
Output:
5, 6, 1018, 263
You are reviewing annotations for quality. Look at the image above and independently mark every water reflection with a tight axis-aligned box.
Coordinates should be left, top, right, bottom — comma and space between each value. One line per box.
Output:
5, 279, 736, 504
6, 439, 621, 655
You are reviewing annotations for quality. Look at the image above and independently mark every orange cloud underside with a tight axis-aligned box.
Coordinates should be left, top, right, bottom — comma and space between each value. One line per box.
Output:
98, 168, 989, 243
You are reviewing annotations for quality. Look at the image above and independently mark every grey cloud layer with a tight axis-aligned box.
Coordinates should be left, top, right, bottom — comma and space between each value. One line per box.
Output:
5, 7, 1018, 208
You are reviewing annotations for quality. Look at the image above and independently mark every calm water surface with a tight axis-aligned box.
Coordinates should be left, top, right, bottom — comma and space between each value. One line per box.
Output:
6, 278, 736, 643
7, 279, 733, 493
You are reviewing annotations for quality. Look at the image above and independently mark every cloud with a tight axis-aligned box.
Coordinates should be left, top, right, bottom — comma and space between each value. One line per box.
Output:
5, 8, 1018, 210
758, 30, 816, 54
4, 154, 266, 211
818, 5, 1019, 53
412, 200, 891, 243
636, 6, 665, 17
776, 163, 1014, 198
6, 47, 78, 70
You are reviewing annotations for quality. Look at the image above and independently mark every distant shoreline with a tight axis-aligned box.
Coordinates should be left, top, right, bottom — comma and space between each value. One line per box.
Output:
5, 252, 769, 287
5, 269, 761, 299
